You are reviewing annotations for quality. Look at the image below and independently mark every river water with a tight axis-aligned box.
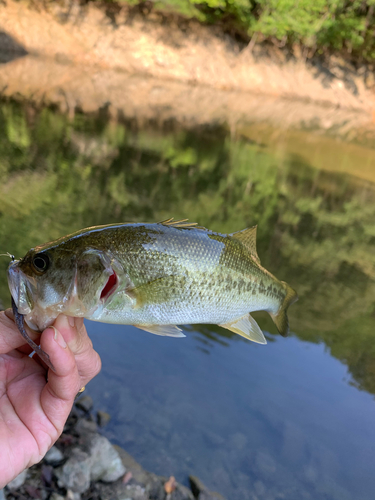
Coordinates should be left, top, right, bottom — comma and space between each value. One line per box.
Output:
0, 100, 374, 500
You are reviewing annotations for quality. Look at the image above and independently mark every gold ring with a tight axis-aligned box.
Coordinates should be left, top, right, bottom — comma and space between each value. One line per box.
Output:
75, 386, 86, 399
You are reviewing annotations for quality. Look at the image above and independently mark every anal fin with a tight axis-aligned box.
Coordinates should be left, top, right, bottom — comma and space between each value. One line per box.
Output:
219, 314, 267, 344
135, 324, 186, 338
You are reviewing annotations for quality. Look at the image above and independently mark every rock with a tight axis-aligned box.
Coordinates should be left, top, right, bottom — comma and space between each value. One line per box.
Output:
75, 395, 93, 412
122, 484, 147, 500
75, 417, 97, 434
66, 491, 81, 500
41, 464, 54, 486
114, 446, 150, 486
89, 434, 126, 482
189, 476, 225, 500
97, 410, 111, 427
45, 446, 64, 465
147, 477, 194, 500
49, 494, 65, 500
199, 491, 225, 500
145, 473, 166, 499
23, 485, 46, 500
172, 483, 196, 500
6, 469, 28, 489
55, 448, 91, 493
189, 475, 210, 496
56, 428, 125, 490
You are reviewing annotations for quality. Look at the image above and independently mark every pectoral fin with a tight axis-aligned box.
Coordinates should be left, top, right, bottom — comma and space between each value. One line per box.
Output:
135, 324, 186, 338
219, 314, 267, 344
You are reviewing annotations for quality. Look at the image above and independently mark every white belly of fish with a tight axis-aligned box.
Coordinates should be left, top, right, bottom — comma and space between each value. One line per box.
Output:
89, 290, 275, 327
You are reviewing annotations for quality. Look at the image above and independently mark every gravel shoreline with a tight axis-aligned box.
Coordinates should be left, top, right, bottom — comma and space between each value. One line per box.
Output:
2, 394, 225, 500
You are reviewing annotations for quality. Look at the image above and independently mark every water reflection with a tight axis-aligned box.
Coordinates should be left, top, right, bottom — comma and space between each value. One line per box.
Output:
0, 101, 374, 386
86, 323, 375, 500
0, 99, 375, 498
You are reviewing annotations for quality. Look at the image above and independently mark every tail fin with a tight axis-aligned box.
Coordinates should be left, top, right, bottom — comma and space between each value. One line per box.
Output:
270, 281, 298, 337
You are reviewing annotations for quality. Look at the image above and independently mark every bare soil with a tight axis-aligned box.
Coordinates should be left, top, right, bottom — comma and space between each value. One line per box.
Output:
0, 0, 375, 140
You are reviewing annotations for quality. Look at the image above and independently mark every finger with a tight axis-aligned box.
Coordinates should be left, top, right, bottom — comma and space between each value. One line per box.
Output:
54, 315, 86, 351
39, 326, 81, 435
0, 310, 40, 354
54, 315, 101, 385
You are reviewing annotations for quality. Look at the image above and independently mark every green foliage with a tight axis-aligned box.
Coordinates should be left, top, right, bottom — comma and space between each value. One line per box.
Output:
250, 0, 331, 42
0, 101, 375, 395
101, 0, 375, 61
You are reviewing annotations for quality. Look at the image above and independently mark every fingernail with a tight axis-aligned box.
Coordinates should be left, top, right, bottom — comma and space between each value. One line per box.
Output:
51, 326, 67, 349
68, 316, 75, 328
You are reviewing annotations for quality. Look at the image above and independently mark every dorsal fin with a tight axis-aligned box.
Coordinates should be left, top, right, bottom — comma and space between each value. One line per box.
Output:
158, 218, 203, 229
231, 226, 260, 264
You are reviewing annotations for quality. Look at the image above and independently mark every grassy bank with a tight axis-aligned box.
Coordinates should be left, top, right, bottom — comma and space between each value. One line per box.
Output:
92, 0, 375, 64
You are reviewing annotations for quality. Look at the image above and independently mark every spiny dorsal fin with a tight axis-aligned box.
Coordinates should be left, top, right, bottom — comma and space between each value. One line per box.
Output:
158, 218, 203, 229
231, 226, 260, 264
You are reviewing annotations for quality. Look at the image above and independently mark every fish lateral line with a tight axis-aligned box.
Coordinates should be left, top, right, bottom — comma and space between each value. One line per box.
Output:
11, 297, 56, 372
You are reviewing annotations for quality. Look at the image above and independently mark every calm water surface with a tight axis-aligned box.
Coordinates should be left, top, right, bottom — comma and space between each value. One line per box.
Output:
0, 101, 374, 500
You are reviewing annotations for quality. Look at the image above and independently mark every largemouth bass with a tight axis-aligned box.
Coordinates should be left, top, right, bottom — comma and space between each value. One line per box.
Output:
8, 219, 297, 354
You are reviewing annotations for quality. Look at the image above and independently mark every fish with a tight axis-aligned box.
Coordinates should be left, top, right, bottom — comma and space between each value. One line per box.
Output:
7, 219, 297, 367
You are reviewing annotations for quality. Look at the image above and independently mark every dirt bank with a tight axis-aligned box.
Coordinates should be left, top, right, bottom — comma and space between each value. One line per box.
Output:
0, 0, 375, 141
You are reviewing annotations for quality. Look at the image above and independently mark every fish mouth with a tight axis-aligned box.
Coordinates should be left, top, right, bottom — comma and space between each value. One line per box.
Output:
7, 260, 34, 314
100, 269, 118, 302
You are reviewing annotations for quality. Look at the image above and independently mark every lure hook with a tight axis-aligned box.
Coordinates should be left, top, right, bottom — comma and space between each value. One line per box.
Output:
0, 252, 15, 261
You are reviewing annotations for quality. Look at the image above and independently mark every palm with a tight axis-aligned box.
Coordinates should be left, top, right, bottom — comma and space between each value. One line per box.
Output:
0, 352, 56, 479
0, 312, 101, 488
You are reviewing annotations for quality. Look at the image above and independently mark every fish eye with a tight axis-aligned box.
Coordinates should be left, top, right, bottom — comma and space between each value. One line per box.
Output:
32, 253, 50, 273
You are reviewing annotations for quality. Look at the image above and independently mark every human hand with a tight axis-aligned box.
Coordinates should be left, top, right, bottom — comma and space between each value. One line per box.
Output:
0, 311, 102, 487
